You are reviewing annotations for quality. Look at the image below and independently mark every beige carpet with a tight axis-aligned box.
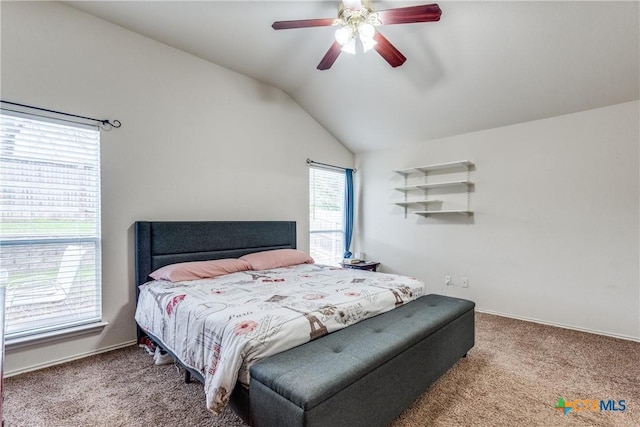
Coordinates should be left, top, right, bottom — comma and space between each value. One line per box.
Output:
4, 312, 639, 426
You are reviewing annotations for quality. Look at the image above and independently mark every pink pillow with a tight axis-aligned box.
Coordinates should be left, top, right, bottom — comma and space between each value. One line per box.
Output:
149, 258, 251, 282
240, 249, 314, 270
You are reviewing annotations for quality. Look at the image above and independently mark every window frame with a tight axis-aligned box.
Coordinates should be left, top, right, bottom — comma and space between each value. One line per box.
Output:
309, 166, 346, 266
0, 110, 105, 345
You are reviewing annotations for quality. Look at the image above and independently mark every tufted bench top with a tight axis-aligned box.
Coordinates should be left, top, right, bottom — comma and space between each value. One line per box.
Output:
250, 294, 475, 411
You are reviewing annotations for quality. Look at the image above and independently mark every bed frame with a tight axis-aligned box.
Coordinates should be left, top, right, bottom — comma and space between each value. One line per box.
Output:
134, 221, 475, 426
134, 220, 297, 423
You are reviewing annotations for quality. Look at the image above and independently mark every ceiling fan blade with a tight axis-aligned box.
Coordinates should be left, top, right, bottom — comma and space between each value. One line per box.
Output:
376, 4, 442, 25
373, 32, 406, 68
317, 41, 343, 70
272, 18, 335, 30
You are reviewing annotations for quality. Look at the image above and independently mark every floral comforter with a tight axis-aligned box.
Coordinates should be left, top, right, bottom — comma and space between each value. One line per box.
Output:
135, 263, 425, 414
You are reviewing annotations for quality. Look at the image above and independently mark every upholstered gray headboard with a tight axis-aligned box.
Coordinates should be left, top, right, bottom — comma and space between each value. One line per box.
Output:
134, 221, 297, 292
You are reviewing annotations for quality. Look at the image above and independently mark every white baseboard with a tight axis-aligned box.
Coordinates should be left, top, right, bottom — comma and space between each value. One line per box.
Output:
476, 309, 640, 343
4, 340, 137, 378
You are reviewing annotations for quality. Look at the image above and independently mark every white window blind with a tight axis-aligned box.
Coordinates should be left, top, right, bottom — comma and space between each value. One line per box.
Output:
0, 111, 102, 340
309, 167, 344, 266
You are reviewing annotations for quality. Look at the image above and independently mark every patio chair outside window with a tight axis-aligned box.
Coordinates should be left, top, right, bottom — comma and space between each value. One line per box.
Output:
6, 245, 87, 309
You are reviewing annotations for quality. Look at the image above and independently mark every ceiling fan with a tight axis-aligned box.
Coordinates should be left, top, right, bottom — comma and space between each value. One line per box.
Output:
272, 0, 441, 70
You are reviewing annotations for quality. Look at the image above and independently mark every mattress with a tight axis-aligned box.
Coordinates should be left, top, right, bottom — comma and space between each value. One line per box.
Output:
135, 263, 426, 414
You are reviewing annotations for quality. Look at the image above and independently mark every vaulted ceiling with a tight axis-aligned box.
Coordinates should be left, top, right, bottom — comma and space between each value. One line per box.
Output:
64, 1, 639, 153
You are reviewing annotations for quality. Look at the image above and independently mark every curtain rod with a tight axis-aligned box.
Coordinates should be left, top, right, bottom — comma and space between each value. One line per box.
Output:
0, 100, 121, 130
306, 159, 356, 173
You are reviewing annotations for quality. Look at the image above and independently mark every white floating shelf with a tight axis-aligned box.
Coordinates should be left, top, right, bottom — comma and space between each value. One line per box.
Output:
414, 210, 473, 216
394, 168, 420, 176
393, 160, 474, 176
393, 200, 442, 207
416, 180, 473, 189
394, 185, 421, 192
394, 181, 472, 192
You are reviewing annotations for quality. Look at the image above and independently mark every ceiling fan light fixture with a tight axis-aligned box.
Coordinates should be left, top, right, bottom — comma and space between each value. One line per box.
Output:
334, 26, 350, 45
360, 35, 377, 52
358, 21, 377, 52
359, 22, 375, 39
335, 25, 358, 55
341, 36, 357, 54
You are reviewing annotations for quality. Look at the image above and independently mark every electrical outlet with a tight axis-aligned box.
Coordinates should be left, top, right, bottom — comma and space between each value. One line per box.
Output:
445, 275, 451, 286
461, 277, 469, 288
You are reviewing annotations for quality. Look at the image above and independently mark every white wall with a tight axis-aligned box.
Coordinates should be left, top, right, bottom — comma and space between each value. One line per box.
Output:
355, 101, 639, 340
1, 1, 353, 374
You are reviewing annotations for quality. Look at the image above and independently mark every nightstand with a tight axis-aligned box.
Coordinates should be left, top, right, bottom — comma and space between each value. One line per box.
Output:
340, 261, 380, 272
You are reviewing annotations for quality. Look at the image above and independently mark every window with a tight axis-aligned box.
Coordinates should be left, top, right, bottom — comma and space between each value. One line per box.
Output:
0, 111, 102, 340
309, 167, 345, 266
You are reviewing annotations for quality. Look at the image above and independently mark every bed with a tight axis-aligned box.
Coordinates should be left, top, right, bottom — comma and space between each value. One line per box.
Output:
134, 221, 474, 426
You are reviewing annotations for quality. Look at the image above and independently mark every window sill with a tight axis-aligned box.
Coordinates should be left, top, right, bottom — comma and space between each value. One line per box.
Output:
5, 321, 109, 351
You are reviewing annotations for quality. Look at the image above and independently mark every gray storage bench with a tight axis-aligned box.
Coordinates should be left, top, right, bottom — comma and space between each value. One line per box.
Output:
249, 294, 475, 427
